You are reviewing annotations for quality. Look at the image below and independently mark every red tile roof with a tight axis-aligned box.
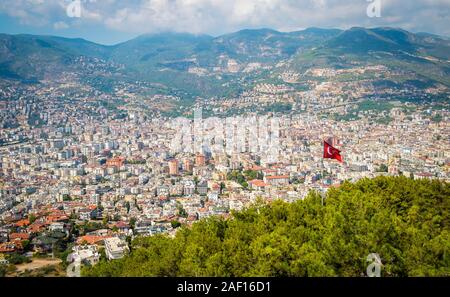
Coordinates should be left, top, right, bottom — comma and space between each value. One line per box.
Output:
15, 219, 30, 227
115, 221, 130, 228
249, 179, 268, 187
265, 175, 289, 180
27, 223, 46, 234
0, 243, 15, 253
9, 233, 31, 241
76, 235, 111, 245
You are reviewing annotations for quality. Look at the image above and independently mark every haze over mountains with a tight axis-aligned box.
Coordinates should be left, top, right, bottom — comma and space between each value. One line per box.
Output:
1, 27, 449, 99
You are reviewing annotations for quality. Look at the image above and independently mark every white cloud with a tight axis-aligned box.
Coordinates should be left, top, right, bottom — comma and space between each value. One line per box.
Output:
0, 0, 449, 37
53, 21, 69, 29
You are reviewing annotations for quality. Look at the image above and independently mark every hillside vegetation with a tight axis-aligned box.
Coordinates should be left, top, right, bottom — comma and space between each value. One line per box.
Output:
83, 176, 449, 277
2, 27, 450, 98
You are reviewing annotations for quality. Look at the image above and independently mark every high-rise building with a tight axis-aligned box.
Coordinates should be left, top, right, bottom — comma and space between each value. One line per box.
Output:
168, 159, 179, 175
195, 153, 206, 167
327, 136, 339, 147
183, 159, 193, 173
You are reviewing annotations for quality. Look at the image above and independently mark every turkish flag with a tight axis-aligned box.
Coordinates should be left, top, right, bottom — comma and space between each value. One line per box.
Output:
323, 141, 343, 163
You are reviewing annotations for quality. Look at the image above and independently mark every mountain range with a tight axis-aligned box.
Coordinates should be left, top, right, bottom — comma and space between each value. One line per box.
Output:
1, 27, 449, 98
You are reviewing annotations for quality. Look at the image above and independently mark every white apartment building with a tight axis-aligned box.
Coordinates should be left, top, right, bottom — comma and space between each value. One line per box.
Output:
104, 237, 129, 260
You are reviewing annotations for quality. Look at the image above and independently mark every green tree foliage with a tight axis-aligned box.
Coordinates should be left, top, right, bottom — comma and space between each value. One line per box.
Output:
177, 204, 188, 218
431, 114, 443, 123
21, 240, 31, 251
171, 220, 182, 229
262, 103, 292, 114
7, 253, 31, 265
0, 264, 6, 277
76, 221, 106, 235
28, 214, 37, 224
59, 243, 74, 268
243, 170, 263, 181
227, 170, 249, 188
130, 217, 137, 229
376, 164, 389, 173
83, 176, 450, 277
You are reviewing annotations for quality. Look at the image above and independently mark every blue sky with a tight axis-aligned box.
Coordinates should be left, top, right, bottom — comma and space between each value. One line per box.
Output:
0, 0, 449, 45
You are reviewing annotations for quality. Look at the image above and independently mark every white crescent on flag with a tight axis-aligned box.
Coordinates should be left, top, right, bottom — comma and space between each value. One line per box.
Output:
327, 147, 333, 155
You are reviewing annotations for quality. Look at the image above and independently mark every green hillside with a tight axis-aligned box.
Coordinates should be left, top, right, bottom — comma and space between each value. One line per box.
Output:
1, 27, 449, 98
0, 34, 111, 80
287, 27, 450, 87
83, 176, 450, 277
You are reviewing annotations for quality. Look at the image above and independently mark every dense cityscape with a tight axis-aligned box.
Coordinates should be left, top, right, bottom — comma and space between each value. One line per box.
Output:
0, 68, 448, 275
0, 0, 449, 277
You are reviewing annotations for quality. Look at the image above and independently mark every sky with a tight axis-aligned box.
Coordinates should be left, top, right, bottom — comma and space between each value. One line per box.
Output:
0, 0, 449, 45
